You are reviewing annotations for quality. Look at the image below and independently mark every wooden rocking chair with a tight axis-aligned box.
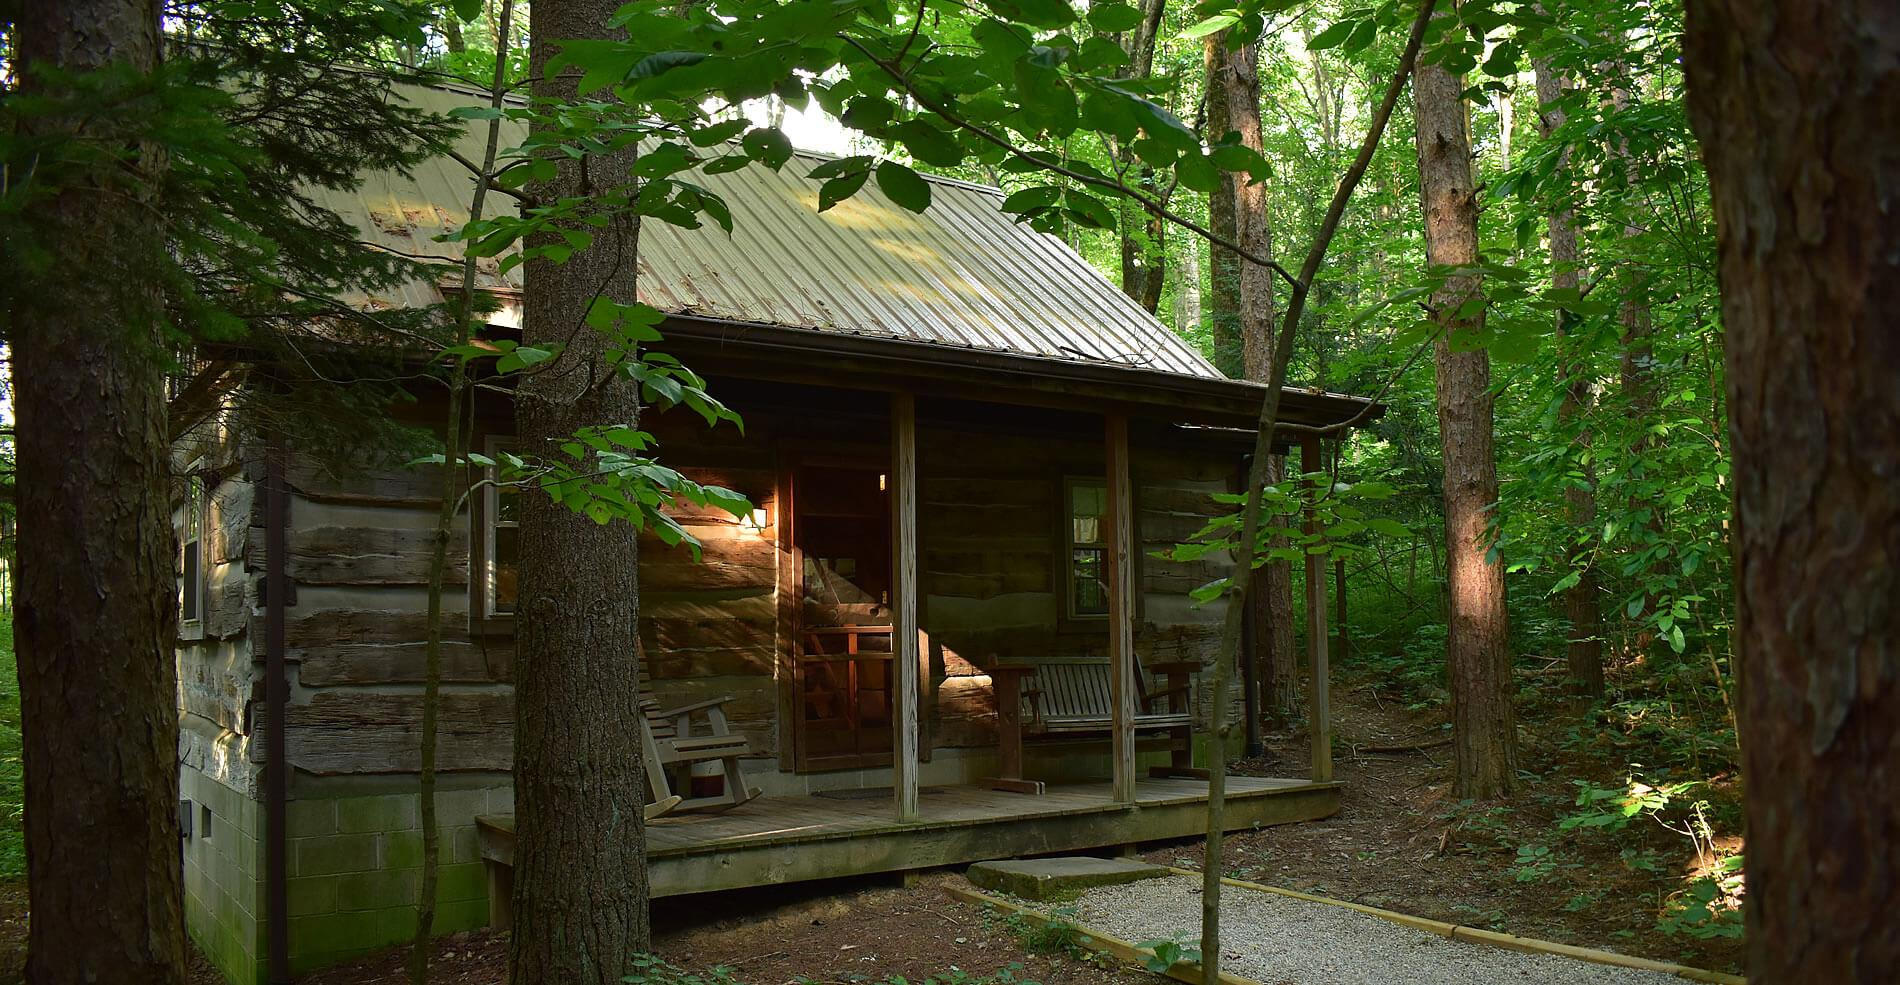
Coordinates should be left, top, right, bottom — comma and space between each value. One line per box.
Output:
636, 660, 762, 818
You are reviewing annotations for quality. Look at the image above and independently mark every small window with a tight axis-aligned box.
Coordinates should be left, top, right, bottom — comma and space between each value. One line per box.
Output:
180, 477, 205, 624
1065, 477, 1109, 619
484, 438, 518, 617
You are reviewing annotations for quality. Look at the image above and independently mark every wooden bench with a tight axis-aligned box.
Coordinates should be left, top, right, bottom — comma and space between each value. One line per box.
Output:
987, 656, 1205, 795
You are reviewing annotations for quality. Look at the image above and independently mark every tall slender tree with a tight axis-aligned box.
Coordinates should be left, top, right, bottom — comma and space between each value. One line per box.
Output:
9, 1, 188, 981
1683, 2, 1899, 980
510, 0, 651, 980
1533, 47, 1604, 696
1413, 18, 1517, 798
1204, 31, 1297, 725
1115, 0, 1171, 313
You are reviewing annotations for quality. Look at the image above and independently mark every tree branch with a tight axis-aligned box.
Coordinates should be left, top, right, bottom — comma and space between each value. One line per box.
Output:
843, 36, 1302, 289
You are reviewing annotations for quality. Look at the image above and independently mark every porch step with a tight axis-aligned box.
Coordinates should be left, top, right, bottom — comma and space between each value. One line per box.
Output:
967, 856, 1173, 900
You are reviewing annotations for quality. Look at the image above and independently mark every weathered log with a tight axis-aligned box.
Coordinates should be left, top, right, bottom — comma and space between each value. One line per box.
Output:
286, 460, 445, 508
260, 690, 514, 774
298, 642, 511, 686
245, 526, 470, 586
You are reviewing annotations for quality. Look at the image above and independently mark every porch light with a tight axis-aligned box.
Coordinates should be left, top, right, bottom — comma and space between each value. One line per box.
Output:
745, 506, 769, 532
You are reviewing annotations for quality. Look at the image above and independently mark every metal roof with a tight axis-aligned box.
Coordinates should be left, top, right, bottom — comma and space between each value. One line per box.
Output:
319, 84, 1224, 380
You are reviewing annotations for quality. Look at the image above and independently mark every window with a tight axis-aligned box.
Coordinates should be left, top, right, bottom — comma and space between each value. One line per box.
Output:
180, 477, 205, 624
1065, 477, 1108, 619
484, 438, 518, 617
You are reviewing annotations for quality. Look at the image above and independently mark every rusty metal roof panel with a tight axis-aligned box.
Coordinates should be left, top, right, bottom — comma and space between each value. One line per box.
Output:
312, 85, 1224, 380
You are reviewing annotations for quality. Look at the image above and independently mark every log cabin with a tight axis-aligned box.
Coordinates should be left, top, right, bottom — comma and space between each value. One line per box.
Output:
170, 83, 1381, 984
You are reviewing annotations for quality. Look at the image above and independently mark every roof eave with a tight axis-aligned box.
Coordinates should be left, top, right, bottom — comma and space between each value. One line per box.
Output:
657, 314, 1385, 433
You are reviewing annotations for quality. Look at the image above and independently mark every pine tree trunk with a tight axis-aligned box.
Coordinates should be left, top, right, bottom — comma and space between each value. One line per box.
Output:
1682, 4, 1900, 980
1533, 52, 1604, 697
510, 0, 650, 980
1413, 44, 1517, 800
12, 2, 187, 981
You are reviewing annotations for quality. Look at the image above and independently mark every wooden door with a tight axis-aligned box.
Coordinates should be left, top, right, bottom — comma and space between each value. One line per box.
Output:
792, 465, 895, 771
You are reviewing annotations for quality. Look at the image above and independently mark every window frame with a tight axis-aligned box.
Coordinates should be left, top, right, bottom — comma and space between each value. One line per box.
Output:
179, 473, 206, 628
481, 435, 518, 622
1061, 475, 1111, 623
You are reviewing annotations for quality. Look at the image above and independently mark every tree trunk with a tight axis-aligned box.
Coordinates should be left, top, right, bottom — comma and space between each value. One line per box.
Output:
1114, 0, 1169, 313
510, 0, 651, 981
1172, 235, 1202, 332
1682, 4, 1900, 981
12, 2, 187, 982
1204, 35, 1269, 378
1533, 51, 1604, 697
413, 6, 516, 983
1413, 40, 1516, 800
1208, 33, 1296, 729
1254, 453, 1299, 723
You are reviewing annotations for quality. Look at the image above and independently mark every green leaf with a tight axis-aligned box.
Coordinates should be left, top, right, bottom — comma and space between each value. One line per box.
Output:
891, 120, 964, 167
984, 0, 1076, 29
452, 0, 484, 21
875, 162, 933, 213
1307, 19, 1357, 50
1180, 14, 1239, 39
818, 168, 870, 211
1088, 2, 1146, 32
1174, 152, 1219, 193
1342, 19, 1379, 54
1000, 185, 1063, 214
625, 51, 707, 82
1365, 517, 1410, 538
742, 127, 794, 169
688, 118, 751, 148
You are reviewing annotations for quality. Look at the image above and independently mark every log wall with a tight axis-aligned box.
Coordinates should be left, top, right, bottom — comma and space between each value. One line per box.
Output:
236, 386, 1241, 781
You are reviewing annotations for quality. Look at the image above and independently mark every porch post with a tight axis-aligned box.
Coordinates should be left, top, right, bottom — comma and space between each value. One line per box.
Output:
1105, 413, 1138, 803
890, 392, 921, 820
1300, 435, 1333, 782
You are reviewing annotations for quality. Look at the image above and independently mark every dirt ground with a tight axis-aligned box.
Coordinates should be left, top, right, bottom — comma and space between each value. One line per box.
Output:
225, 874, 1146, 985
1161, 684, 1745, 977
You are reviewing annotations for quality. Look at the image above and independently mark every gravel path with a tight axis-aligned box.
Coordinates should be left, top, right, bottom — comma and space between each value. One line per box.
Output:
1070, 877, 1686, 985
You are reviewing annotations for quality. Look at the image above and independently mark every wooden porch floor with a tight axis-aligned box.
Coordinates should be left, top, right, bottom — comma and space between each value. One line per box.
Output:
477, 776, 1340, 905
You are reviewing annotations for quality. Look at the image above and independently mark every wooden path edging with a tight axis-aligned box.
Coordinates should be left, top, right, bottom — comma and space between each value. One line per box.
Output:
948, 876, 1744, 985
1165, 868, 1745, 985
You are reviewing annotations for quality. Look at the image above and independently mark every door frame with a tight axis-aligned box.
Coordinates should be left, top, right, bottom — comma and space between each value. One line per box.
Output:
775, 442, 895, 773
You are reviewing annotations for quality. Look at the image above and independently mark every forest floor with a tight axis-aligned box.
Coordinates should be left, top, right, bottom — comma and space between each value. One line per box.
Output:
1148, 678, 1746, 977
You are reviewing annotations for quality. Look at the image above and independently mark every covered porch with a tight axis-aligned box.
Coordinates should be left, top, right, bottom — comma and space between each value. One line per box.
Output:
476, 774, 1340, 916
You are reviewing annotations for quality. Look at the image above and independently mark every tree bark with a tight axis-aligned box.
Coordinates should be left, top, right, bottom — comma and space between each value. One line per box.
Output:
1413, 39, 1517, 799
1533, 50, 1604, 697
1115, 0, 1169, 313
1682, 3, 1900, 981
1204, 35, 1269, 377
510, 0, 650, 981
11, 2, 188, 982
1254, 453, 1299, 723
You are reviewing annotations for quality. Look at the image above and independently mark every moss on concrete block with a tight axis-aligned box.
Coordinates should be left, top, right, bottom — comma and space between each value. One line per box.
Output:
336, 794, 418, 834
433, 862, 486, 903
295, 832, 380, 876
966, 857, 1174, 900
287, 876, 338, 917
382, 829, 424, 869
287, 799, 337, 839
335, 867, 420, 912
435, 898, 490, 933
